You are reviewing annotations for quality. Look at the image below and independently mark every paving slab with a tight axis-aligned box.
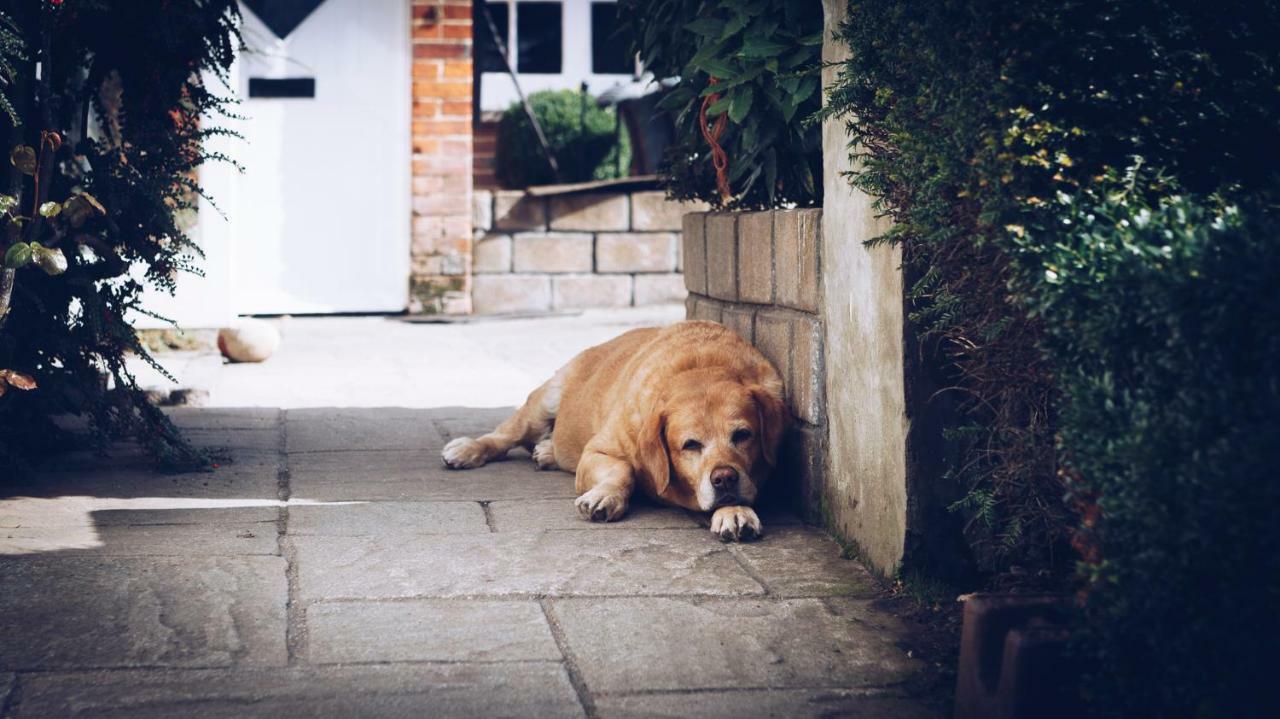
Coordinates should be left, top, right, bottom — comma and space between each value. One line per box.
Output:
487, 498, 702, 532
305, 600, 561, 663
287, 501, 488, 536
287, 449, 577, 501
0, 556, 287, 670
594, 689, 942, 718
294, 529, 763, 601
2, 521, 278, 556
10, 664, 584, 718
548, 597, 921, 693
729, 526, 881, 598
285, 408, 448, 453
164, 407, 281, 430
1, 672, 14, 712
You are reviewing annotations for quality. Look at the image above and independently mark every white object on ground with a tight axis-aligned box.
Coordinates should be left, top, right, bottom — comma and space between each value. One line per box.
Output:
218, 319, 281, 363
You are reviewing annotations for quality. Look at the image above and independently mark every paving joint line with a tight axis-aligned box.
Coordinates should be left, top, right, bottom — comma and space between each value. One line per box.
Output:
538, 599, 598, 719
0, 675, 18, 719
479, 501, 497, 532
725, 544, 774, 595
275, 409, 307, 666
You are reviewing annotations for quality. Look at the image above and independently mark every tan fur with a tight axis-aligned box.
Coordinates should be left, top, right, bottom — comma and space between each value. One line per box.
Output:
441, 321, 788, 541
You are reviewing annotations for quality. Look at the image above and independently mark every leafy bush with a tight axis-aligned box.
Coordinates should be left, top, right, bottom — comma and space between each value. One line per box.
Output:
0, 0, 239, 473
618, 0, 823, 209
495, 89, 630, 188
826, 0, 1280, 714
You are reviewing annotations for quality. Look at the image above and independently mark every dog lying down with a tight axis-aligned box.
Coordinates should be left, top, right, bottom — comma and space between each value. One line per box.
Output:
441, 320, 788, 542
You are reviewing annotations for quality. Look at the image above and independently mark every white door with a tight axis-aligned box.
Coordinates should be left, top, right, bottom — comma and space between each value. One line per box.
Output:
231, 0, 410, 314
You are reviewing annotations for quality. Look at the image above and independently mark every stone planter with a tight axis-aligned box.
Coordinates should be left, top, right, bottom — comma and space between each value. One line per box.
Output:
954, 593, 1082, 719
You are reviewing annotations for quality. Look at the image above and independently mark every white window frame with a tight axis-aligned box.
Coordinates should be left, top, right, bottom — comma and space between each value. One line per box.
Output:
478, 0, 636, 113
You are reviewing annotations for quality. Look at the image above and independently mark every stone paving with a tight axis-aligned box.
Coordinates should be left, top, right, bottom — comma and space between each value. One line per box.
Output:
1, 310, 942, 717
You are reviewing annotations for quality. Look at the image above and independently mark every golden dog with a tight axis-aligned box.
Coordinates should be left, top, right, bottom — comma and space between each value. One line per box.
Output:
441, 320, 788, 541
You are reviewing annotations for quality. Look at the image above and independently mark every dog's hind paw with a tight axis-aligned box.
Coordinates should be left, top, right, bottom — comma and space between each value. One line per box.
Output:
441, 437, 488, 469
532, 437, 557, 470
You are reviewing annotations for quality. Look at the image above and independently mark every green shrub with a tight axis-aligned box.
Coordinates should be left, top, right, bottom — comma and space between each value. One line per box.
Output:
826, 0, 1280, 714
618, 0, 823, 209
494, 89, 630, 188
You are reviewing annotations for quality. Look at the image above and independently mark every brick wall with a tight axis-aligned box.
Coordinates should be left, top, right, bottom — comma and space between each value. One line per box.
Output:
410, 0, 474, 314
682, 210, 829, 519
470, 189, 708, 314
473, 116, 500, 191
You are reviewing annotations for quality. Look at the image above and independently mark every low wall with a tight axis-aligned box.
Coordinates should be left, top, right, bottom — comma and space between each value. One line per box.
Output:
469, 189, 707, 314
682, 210, 829, 519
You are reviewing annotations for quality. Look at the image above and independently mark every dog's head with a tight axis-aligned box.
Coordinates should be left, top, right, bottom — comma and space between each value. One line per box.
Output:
635, 371, 788, 512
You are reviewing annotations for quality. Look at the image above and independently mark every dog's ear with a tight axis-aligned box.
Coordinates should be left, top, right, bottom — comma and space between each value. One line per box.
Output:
635, 402, 671, 495
750, 379, 789, 467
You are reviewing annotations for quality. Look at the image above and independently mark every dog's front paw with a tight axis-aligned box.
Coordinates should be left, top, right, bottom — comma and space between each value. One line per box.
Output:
441, 437, 488, 469
710, 506, 762, 542
575, 486, 629, 522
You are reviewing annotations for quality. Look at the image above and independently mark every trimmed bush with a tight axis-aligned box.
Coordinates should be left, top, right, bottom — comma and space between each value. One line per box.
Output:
826, 0, 1280, 714
495, 89, 630, 188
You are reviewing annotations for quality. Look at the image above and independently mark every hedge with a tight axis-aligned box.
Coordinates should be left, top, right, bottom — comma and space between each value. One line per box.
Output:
825, 0, 1280, 714
494, 89, 629, 188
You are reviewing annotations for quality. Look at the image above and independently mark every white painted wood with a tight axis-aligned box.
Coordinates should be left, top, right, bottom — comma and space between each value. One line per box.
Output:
230, 0, 411, 314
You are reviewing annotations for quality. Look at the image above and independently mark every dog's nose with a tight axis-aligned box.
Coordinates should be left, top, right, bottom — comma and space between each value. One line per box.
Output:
710, 466, 739, 490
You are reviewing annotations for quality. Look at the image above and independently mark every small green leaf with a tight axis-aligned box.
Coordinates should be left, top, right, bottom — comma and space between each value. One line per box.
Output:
684, 18, 724, 37
32, 245, 67, 275
739, 38, 789, 58
706, 95, 733, 117
38, 201, 61, 218
692, 55, 738, 80
728, 86, 754, 123
4, 241, 32, 269
9, 145, 36, 175
0, 194, 17, 215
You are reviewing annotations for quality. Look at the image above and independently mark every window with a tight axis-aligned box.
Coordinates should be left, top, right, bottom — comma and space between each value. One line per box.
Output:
590, 2, 631, 74
516, 2, 562, 74
475, 3, 510, 73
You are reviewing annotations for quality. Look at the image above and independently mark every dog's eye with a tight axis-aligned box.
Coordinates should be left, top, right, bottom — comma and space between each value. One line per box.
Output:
682, 439, 703, 452
731, 428, 753, 444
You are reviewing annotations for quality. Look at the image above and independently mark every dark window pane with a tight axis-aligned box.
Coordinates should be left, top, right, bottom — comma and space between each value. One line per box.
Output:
475, 3, 510, 73
517, 2, 562, 74
591, 3, 630, 74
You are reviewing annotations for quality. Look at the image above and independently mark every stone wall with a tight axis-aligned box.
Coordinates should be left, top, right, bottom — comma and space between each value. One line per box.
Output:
409, 0, 474, 314
470, 190, 706, 314
681, 210, 829, 519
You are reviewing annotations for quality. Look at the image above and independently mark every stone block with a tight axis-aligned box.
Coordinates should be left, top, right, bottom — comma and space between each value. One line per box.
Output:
737, 211, 774, 304
471, 189, 493, 231
676, 233, 684, 271
548, 596, 920, 693
682, 213, 708, 294
512, 233, 593, 273
777, 425, 828, 524
690, 296, 723, 323
596, 232, 677, 273
721, 305, 755, 344
552, 274, 633, 310
790, 315, 826, 424
287, 501, 489, 536
705, 213, 738, 301
630, 192, 711, 231
633, 274, 687, 305
753, 310, 793, 388
293, 530, 764, 600
493, 191, 546, 231
0, 557, 287, 670
306, 600, 560, 664
472, 234, 511, 273
774, 209, 822, 312
471, 274, 552, 314
287, 407, 446, 453
13, 664, 585, 718
548, 192, 629, 230
728, 526, 877, 598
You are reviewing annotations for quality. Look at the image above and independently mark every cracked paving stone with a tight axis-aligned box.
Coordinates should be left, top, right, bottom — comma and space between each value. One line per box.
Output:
164, 408, 280, 430
305, 600, 561, 663
293, 529, 764, 600
0, 556, 287, 670
729, 526, 881, 598
548, 596, 922, 693
9, 664, 584, 718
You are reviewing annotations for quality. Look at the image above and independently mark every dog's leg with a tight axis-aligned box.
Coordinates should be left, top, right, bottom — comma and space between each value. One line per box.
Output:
531, 431, 557, 470
441, 373, 560, 470
573, 450, 634, 522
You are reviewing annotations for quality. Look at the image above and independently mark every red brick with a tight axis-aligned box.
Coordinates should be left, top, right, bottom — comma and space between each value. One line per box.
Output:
441, 100, 471, 118
414, 43, 468, 60
414, 81, 471, 98
443, 59, 473, 78
417, 120, 470, 136
412, 60, 441, 80
441, 5, 470, 20
441, 23, 472, 40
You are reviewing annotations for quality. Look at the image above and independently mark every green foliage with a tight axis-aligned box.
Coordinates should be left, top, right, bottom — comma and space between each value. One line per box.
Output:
494, 89, 630, 188
0, 0, 240, 474
618, 0, 822, 209
826, 0, 1280, 714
